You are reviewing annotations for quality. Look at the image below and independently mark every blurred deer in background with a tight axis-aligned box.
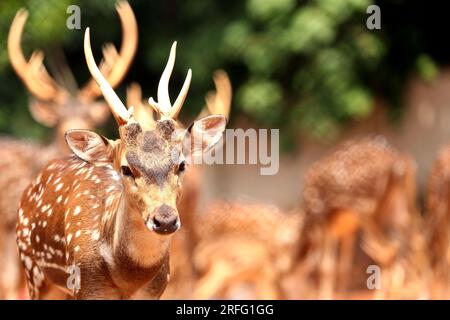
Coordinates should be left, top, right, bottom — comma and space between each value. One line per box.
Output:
15, 29, 226, 299
361, 160, 430, 299
295, 136, 429, 299
425, 146, 450, 298
0, 1, 137, 299
192, 201, 301, 299
126, 71, 233, 299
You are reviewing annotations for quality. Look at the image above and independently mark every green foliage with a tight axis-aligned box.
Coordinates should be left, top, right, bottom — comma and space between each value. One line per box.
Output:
238, 79, 283, 123
247, 0, 295, 21
221, 0, 380, 143
416, 54, 438, 82
0, 0, 443, 149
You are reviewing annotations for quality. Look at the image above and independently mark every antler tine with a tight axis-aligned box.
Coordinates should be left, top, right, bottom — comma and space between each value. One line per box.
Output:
29, 51, 61, 90
84, 28, 131, 126
154, 42, 177, 114
79, 0, 138, 100
8, 9, 67, 103
198, 70, 232, 120
127, 83, 157, 130
207, 70, 232, 118
105, 0, 138, 87
126, 82, 142, 108
171, 68, 192, 119
148, 42, 192, 119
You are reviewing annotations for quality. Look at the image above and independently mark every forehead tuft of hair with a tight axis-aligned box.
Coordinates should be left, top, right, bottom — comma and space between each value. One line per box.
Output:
123, 122, 179, 185
156, 119, 176, 140
124, 122, 143, 143
142, 131, 164, 153
126, 148, 175, 185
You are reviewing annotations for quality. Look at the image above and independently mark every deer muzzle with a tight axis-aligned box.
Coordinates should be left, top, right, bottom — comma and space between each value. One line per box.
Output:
147, 204, 180, 235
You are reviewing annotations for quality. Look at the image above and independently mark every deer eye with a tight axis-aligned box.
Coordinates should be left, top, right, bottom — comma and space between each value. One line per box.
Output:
177, 161, 186, 174
121, 165, 134, 178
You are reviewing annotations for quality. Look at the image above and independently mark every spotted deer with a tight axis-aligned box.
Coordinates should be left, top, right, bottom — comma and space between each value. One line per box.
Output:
16, 28, 226, 299
425, 146, 450, 298
0, 2, 137, 299
125, 72, 232, 299
192, 200, 301, 299
295, 136, 429, 299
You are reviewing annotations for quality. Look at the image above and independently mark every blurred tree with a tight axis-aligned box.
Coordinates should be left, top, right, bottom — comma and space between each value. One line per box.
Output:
0, 0, 445, 149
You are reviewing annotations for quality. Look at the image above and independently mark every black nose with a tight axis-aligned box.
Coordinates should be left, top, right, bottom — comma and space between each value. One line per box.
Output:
152, 204, 180, 235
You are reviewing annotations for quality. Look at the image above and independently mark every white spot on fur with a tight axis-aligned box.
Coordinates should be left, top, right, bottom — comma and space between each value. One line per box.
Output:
100, 243, 115, 268
24, 256, 32, 270
73, 206, 81, 216
91, 230, 100, 241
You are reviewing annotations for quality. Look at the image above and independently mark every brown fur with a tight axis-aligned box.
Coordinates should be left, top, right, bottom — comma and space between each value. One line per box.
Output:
296, 136, 429, 299
0, 138, 59, 299
192, 200, 301, 299
425, 145, 450, 297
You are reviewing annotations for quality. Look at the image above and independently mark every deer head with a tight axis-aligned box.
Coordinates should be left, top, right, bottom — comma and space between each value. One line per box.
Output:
73, 28, 226, 235
7, 1, 138, 152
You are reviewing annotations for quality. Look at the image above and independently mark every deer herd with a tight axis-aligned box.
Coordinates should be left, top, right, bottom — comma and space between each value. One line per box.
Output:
0, 1, 450, 300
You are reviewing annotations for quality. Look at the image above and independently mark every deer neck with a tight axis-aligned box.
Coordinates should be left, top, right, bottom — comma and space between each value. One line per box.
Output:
107, 193, 171, 270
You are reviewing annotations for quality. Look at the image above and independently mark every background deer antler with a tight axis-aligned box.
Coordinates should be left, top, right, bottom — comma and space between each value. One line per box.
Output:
7, 9, 69, 104
199, 70, 232, 120
127, 82, 156, 130
8, 1, 138, 105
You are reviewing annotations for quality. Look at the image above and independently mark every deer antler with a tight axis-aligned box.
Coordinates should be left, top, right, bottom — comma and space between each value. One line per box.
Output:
7, 9, 69, 103
84, 28, 131, 126
127, 82, 156, 130
205, 70, 232, 118
148, 42, 192, 120
196, 70, 232, 120
78, 0, 138, 101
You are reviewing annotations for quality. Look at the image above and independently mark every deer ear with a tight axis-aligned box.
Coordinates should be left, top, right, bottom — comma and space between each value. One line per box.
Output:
29, 100, 59, 127
65, 129, 115, 164
183, 115, 226, 161
87, 102, 111, 126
